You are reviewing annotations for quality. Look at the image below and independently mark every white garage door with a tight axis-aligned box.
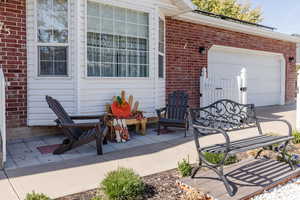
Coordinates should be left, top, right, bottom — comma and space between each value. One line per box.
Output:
208, 46, 285, 106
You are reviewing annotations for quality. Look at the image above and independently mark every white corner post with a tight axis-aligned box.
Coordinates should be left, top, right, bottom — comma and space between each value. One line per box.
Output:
237, 68, 247, 104
296, 70, 300, 131
200, 67, 207, 107
0, 69, 6, 169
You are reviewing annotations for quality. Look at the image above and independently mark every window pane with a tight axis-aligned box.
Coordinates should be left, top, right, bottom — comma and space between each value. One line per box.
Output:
128, 51, 138, 64
138, 25, 148, 38
101, 49, 114, 63
159, 19, 165, 53
115, 21, 126, 35
102, 63, 114, 77
101, 34, 114, 48
53, 0, 67, 11
88, 17, 100, 32
102, 18, 114, 33
87, 63, 101, 76
87, 32, 100, 47
54, 46, 67, 61
116, 64, 126, 77
54, 62, 67, 75
159, 55, 164, 78
115, 50, 126, 63
127, 23, 138, 36
127, 10, 138, 24
40, 61, 53, 75
139, 39, 148, 51
127, 37, 138, 50
139, 51, 148, 64
128, 64, 138, 77
52, 29, 68, 43
139, 13, 149, 25
39, 46, 53, 61
140, 65, 148, 77
101, 4, 114, 19
39, 46, 67, 76
86, 1, 149, 77
114, 7, 126, 21
87, 2, 99, 17
37, 0, 68, 43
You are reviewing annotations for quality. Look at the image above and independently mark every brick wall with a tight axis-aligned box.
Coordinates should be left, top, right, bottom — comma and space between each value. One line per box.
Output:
0, 0, 27, 128
166, 17, 297, 108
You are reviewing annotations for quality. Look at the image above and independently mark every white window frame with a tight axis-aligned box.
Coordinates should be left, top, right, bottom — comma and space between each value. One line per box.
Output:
84, 0, 155, 80
158, 16, 165, 79
34, 0, 71, 78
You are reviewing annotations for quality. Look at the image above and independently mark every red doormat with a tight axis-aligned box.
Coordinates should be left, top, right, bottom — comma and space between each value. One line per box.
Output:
154, 129, 176, 134
37, 144, 60, 154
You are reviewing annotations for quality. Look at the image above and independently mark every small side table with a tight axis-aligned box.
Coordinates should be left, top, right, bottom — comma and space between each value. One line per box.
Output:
106, 118, 148, 141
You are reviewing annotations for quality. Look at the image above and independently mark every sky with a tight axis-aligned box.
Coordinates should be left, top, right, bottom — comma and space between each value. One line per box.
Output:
244, 0, 300, 35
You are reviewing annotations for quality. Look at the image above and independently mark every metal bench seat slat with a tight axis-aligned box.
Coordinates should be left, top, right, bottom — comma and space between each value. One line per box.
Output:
201, 135, 294, 154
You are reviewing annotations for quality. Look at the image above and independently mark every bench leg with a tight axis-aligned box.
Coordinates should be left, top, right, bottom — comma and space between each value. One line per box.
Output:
255, 148, 264, 159
280, 141, 295, 170
214, 167, 234, 197
191, 160, 202, 178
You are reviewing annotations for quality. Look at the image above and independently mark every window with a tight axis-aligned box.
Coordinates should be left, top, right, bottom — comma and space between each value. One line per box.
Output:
87, 2, 149, 77
158, 18, 165, 78
37, 0, 68, 76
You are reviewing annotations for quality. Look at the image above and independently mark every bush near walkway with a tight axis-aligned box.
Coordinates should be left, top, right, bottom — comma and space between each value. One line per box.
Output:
101, 167, 145, 200
25, 191, 52, 200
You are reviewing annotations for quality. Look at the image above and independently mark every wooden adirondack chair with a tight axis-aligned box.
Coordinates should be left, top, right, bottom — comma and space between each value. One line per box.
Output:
46, 96, 107, 155
156, 91, 189, 137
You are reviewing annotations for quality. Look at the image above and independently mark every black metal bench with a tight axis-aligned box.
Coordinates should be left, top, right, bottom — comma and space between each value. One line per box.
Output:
190, 99, 294, 196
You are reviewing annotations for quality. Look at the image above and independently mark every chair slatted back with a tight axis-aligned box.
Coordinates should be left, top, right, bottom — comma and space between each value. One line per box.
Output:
46, 96, 82, 139
166, 91, 189, 120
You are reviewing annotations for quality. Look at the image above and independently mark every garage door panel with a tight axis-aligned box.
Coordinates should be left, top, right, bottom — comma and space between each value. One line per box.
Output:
208, 47, 283, 106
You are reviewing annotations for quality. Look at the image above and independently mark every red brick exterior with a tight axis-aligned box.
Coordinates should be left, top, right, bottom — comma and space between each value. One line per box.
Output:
166, 17, 297, 108
0, 4, 297, 134
0, 0, 27, 128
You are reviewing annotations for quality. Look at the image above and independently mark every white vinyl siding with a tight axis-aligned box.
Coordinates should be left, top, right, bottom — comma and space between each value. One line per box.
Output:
27, 0, 167, 125
27, 0, 76, 125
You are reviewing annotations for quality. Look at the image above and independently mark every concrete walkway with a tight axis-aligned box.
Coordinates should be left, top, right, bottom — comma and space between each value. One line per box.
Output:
0, 104, 296, 200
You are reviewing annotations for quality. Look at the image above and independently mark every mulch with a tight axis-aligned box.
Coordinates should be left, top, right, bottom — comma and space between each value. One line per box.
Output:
56, 169, 185, 200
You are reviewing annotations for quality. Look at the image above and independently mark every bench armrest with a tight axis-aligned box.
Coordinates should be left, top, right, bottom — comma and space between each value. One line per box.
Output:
256, 116, 292, 137
193, 123, 231, 152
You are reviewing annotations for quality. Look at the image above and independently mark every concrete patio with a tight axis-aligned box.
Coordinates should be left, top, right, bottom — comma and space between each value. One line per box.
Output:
0, 104, 297, 200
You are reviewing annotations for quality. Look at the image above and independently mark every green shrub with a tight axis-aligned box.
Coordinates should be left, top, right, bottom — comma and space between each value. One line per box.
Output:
204, 152, 238, 165
177, 157, 193, 177
101, 168, 145, 200
292, 130, 300, 144
24, 192, 51, 200
90, 197, 102, 200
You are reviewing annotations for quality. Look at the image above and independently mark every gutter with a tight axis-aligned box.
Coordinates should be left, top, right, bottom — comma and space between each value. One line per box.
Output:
173, 11, 300, 43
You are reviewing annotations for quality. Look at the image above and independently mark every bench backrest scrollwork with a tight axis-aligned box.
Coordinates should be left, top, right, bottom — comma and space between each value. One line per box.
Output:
190, 99, 261, 135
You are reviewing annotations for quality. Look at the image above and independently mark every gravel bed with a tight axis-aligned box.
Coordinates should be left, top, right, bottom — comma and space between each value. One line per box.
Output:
251, 177, 300, 200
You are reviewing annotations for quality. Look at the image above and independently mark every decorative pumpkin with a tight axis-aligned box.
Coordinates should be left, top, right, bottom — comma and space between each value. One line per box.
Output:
111, 99, 132, 118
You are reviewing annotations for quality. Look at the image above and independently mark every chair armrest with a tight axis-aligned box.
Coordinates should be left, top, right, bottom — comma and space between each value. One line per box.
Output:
69, 114, 105, 120
60, 122, 99, 128
156, 107, 166, 118
256, 116, 292, 137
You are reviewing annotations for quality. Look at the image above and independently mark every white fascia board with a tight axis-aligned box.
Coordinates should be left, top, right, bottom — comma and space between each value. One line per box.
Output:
175, 12, 300, 43
172, 0, 197, 10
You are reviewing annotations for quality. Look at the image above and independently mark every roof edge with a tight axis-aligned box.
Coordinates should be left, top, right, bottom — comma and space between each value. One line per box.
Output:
175, 12, 300, 43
